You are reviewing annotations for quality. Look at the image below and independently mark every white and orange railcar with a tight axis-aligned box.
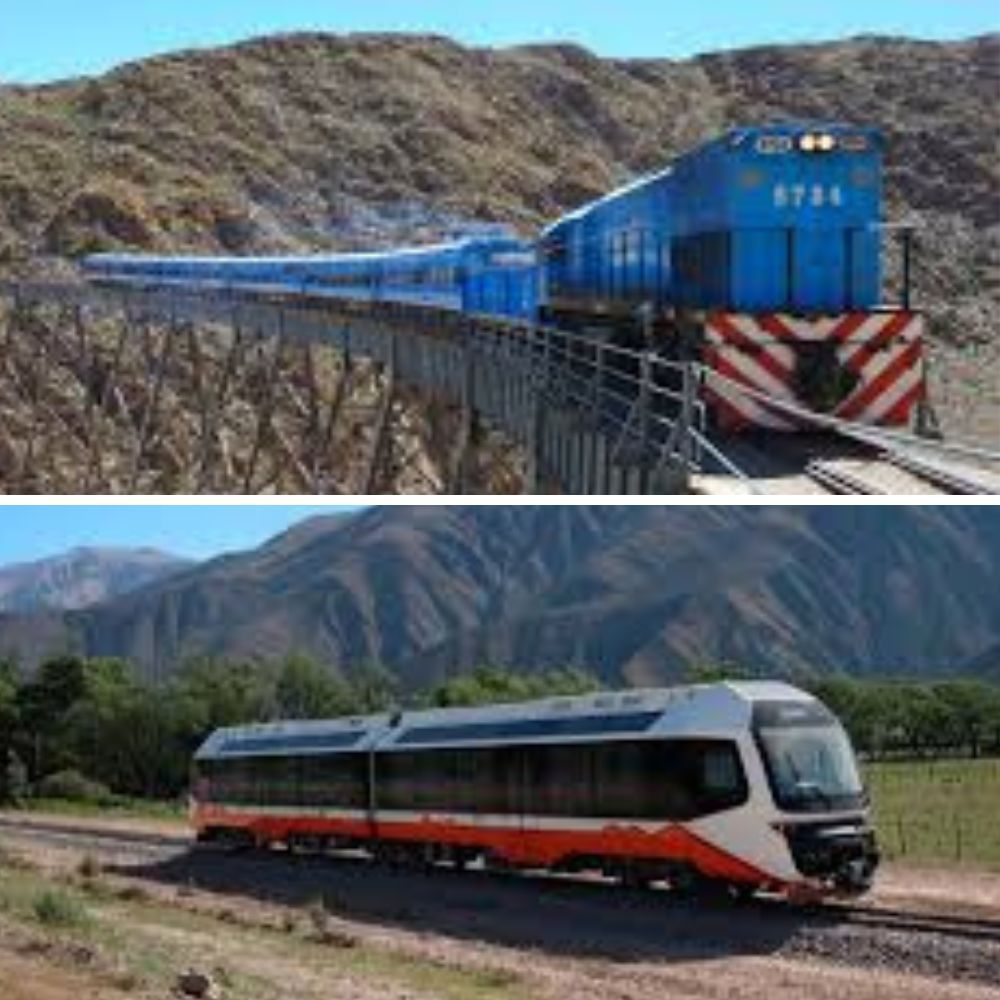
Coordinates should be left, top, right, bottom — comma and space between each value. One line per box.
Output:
191, 681, 879, 899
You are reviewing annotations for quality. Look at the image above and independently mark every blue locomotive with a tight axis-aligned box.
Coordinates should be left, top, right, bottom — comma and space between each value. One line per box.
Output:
82, 122, 924, 431
536, 123, 922, 430
541, 123, 883, 316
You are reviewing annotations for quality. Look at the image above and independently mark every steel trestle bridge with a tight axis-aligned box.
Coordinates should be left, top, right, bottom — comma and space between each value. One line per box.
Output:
1, 281, 997, 495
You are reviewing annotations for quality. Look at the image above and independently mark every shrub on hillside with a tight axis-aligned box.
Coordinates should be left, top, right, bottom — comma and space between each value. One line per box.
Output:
33, 888, 89, 927
35, 769, 116, 806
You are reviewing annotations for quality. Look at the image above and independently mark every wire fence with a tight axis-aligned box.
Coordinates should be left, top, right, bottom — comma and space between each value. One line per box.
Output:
864, 757, 1000, 868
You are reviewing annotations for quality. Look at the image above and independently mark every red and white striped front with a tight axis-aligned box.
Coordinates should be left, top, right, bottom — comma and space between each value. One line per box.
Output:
701, 311, 925, 432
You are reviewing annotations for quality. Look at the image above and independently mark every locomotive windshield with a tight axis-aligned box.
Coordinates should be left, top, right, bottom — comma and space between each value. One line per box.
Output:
753, 701, 866, 813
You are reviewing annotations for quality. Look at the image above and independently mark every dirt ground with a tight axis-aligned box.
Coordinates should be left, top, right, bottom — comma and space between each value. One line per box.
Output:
874, 864, 1000, 915
0, 952, 119, 1000
1, 813, 999, 1000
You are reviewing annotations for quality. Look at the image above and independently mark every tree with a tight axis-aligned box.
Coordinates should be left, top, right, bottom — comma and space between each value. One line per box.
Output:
684, 662, 756, 684
931, 681, 995, 757
348, 663, 399, 713
61, 659, 141, 783
275, 654, 352, 719
171, 657, 276, 732
14, 655, 90, 779
0, 659, 21, 802
431, 666, 600, 708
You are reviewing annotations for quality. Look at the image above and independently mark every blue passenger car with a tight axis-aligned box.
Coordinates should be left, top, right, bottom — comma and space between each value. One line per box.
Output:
83, 236, 538, 320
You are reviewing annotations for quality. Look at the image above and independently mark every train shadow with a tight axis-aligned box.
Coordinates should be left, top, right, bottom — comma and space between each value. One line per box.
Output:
112, 847, 821, 963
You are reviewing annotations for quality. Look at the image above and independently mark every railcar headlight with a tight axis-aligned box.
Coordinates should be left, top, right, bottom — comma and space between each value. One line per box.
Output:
799, 132, 836, 153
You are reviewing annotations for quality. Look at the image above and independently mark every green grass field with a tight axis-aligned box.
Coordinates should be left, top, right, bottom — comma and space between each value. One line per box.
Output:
18, 797, 187, 825
865, 757, 1000, 870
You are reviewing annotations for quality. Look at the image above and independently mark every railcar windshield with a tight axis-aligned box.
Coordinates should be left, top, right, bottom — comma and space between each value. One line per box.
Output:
753, 701, 865, 813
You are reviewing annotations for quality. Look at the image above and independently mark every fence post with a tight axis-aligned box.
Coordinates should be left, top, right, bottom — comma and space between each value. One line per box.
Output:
388, 326, 398, 377
462, 334, 474, 413
341, 326, 352, 373
528, 324, 549, 492
637, 350, 651, 493
588, 339, 601, 411
526, 392, 544, 493
680, 362, 696, 470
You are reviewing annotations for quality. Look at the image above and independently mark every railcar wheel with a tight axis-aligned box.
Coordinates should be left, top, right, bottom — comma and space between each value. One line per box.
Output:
619, 862, 656, 890
726, 883, 759, 903
669, 867, 732, 902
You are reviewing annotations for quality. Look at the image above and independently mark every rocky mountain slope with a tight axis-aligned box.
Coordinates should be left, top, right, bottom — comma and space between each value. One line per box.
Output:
0, 32, 997, 437
0, 546, 192, 612
0, 506, 996, 683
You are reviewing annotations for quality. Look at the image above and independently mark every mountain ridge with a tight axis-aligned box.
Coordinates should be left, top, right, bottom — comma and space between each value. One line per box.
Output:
0, 506, 996, 684
0, 545, 194, 615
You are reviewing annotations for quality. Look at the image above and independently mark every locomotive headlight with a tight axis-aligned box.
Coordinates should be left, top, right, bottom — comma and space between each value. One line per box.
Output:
799, 134, 817, 152
818, 133, 836, 152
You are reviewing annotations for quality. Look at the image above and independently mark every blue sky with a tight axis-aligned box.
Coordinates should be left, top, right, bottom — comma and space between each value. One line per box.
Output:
0, 505, 363, 565
2, 1, 996, 83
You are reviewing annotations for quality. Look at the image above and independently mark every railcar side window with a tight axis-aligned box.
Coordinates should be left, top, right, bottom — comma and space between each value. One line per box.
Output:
299, 753, 368, 810
703, 745, 742, 795
256, 755, 299, 807
201, 757, 254, 805
373, 738, 747, 820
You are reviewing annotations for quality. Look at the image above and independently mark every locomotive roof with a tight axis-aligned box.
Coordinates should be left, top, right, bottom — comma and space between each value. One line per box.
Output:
541, 120, 880, 239
690, 121, 881, 158
541, 165, 674, 237
194, 681, 813, 759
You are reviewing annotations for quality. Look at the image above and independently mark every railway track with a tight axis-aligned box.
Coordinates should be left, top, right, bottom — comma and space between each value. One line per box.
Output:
0, 814, 189, 858
881, 448, 1000, 495
3, 813, 1000, 941
806, 452, 1000, 495
801, 419, 1000, 495
806, 459, 883, 494
805, 456, 947, 495
829, 901, 1000, 945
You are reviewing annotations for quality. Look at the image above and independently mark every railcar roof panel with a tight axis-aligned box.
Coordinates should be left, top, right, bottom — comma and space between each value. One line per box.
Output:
195, 682, 817, 758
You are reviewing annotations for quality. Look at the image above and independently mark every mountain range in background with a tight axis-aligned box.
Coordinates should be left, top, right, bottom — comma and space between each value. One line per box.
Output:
0, 506, 997, 685
0, 546, 193, 614
0, 32, 997, 436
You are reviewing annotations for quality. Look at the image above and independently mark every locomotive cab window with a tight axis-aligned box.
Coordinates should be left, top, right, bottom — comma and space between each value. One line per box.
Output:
753, 701, 866, 813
